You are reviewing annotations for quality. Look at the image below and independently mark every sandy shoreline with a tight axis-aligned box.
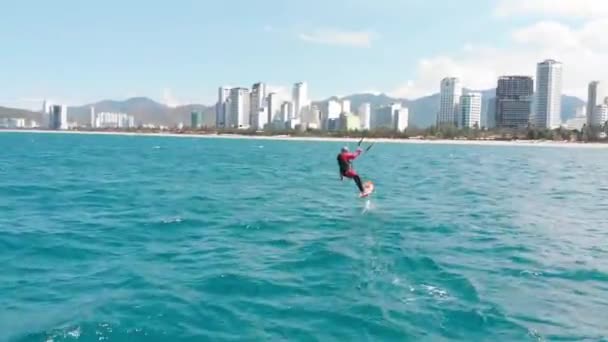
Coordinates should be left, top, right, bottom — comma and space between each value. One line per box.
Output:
2, 129, 608, 149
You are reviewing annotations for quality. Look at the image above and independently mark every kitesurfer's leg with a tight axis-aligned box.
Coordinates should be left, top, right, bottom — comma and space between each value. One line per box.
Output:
353, 175, 364, 193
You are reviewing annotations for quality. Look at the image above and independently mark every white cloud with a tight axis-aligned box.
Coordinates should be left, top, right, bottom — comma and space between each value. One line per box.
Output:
495, 0, 608, 18
389, 18, 608, 100
162, 88, 181, 108
299, 29, 375, 48
511, 21, 580, 48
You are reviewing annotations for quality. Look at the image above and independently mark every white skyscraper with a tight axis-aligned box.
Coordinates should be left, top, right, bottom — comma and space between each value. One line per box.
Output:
95, 112, 135, 128
90, 107, 96, 128
249, 83, 268, 129
216, 86, 231, 128
321, 99, 342, 130
438, 77, 462, 127
267, 92, 281, 125
534, 59, 563, 129
341, 99, 351, 114
309, 106, 321, 129
394, 107, 409, 132
250, 82, 267, 127
591, 104, 608, 127
280, 101, 293, 126
292, 82, 309, 120
358, 103, 371, 130
41, 100, 54, 127
587, 81, 605, 127
253, 107, 268, 130
229, 88, 251, 129
460, 93, 482, 128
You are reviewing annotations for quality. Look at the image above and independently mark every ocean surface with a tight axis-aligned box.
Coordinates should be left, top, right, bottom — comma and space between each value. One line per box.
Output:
1, 132, 608, 342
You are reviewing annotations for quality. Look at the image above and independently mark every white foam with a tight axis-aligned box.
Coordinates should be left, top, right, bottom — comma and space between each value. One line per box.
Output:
67, 327, 81, 338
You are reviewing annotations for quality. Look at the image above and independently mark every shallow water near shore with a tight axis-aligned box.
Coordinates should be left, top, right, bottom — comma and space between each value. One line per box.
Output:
1, 131, 608, 341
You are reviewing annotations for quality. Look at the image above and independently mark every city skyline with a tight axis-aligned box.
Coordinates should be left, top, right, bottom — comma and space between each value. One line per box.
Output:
8, 56, 588, 132
8, 52, 600, 133
2, 0, 608, 110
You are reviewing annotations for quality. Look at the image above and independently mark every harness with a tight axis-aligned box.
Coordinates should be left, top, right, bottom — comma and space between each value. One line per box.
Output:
337, 153, 350, 174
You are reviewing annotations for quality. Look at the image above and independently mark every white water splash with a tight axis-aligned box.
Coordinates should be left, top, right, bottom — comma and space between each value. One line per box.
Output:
362, 199, 375, 214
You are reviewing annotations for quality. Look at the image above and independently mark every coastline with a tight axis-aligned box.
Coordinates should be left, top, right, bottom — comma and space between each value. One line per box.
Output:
2, 128, 608, 148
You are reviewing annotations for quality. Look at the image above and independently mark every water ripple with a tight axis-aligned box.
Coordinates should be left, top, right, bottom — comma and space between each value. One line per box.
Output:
1, 132, 608, 341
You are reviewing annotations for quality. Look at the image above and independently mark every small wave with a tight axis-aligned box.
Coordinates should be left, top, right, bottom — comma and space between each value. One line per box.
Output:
161, 217, 183, 224
520, 270, 543, 277
421, 284, 450, 299
528, 329, 547, 341
42, 326, 82, 342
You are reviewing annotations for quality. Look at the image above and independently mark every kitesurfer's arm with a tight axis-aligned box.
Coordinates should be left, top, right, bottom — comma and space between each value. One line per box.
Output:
345, 148, 363, 161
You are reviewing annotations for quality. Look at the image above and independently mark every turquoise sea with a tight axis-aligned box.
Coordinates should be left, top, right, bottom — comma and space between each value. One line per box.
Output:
1, 131, 608, 342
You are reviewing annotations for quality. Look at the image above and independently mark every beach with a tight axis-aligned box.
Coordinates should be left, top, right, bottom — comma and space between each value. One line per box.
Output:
2, 128, 608, 148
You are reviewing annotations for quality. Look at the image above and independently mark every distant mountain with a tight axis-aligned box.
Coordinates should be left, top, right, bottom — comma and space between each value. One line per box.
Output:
68, 97, 215, 126
561, 95, 585, 121
0, 107, 41, 122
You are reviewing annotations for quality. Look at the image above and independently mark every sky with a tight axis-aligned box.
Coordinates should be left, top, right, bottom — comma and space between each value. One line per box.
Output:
2, 0, 608, 109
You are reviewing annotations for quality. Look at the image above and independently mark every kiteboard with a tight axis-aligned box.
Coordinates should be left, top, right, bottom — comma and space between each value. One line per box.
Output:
360, 181, 375, 198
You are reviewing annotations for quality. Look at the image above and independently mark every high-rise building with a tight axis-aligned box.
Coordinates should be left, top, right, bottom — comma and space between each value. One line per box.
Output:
326, 100, 341, 119
229, 88, 250, 129
309, 106, 321, 129
341, 99, 351, 114
587, 81, 605, 127
267, 93, 281, 125
191, 111, 203, 129
280, 101, 293, 127
327, 118, 341, 131
41, 100, 53, 127
216, 86, 231, 128
250, 82, 267, 127
90, 107, 96, 128
287, 117, 301, 130
339, 113, 361, 131
373, 103, 401, 129
438, 77, 462, 127
0, 118, 26, 129
495, 76, 534, 129
321, 99, 342, 130
460, 93, 482, 128
358, 103, 371, 130
534, 59, 563, 129
292, 82, 309, 120
252, 107, 268, 130
95, 112, 135, 128
49, 105, 68, 130
591, 104, 608, 127
394, 107, 409, 132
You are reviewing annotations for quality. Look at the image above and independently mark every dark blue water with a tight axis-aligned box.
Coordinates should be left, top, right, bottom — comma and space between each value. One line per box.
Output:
1, 132, 608, 341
